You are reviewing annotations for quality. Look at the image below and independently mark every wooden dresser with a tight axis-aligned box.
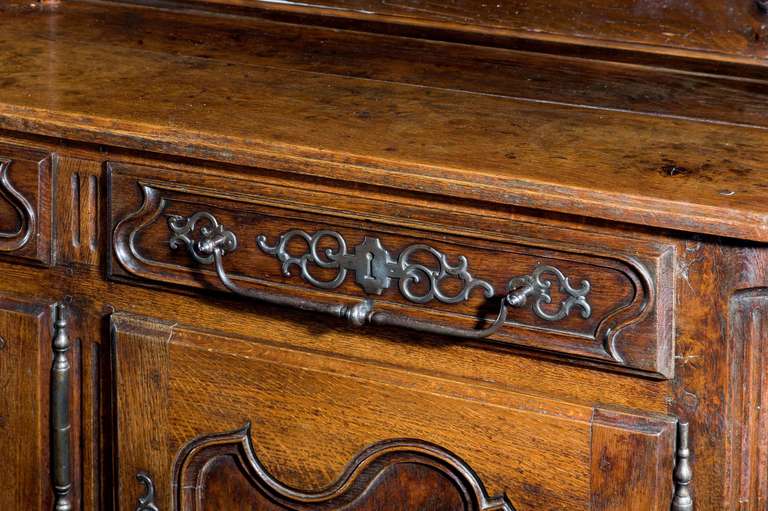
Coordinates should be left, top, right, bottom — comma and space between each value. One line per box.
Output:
1, 1, 767, 509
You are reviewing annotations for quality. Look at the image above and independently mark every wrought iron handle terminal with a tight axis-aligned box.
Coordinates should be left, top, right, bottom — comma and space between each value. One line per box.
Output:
168, 212, 592, 339
136, 472, 159, 511
51, 303, 73, 511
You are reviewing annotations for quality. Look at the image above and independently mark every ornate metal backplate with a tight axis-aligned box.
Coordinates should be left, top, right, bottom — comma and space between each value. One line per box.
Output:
169, 216, 592, 325
256, 230, 495, 303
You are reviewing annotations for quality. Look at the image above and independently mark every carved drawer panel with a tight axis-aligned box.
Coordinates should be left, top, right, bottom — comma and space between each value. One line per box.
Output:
108, 161, 675, 377
0, 142, 52, 265
112, 312, 679, 511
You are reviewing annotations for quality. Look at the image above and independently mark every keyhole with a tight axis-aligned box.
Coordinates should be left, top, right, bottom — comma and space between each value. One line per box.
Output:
364, 252, 374, 279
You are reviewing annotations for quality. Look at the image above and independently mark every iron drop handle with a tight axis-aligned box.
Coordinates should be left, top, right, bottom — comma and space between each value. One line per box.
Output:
168, 212, 591, 339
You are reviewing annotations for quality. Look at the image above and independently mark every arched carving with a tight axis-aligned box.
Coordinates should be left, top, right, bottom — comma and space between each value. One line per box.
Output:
173, 423, 516, 511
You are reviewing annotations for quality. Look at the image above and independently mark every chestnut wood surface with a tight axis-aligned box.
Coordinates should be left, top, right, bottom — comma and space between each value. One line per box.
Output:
111, 312, 677, 511
0, 1, 767, 510
0, 156, 763, 509
107, 160, 676, 377
130, 0, 768, 64
0, 141, 52, 265
0, 297, 54, 510
33, 141, 768, 508
1, 2, 768, 241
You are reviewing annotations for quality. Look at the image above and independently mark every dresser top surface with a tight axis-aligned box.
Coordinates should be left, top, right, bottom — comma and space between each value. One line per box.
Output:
2, 1, 768, 241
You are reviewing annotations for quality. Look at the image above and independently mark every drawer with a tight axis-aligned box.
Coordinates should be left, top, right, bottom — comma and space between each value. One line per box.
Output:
0, 142, 52, 265
108, 161, 675, 377
111, 312, 679, 511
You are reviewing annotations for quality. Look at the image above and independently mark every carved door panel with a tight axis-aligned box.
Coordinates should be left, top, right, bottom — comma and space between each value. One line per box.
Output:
112, 312, 679, 511
0, 297, 74, 510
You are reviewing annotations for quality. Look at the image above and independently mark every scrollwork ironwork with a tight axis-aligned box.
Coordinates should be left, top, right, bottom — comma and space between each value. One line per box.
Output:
136, 472, 159, 511
507, 265, 591, 322
168, 212, 237, 265
167, 212, 593, 340
257, 230, 495, 304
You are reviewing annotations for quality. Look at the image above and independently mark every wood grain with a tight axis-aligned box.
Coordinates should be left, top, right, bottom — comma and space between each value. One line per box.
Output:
120, 0, 768, 64
728, 289, 768, 510
0, 3, 767, 240
112, 315, 174, 511
108, 161, 676, 376
590, 409, 676, 511
0, 141, 52, 265
0, 1, 766, 508
10, 1, 768, 123
0, 297, 52, 510
112, 311, 679, 511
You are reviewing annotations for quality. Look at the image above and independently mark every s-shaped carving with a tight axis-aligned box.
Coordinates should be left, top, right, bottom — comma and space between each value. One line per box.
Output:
0, 158, 35, 251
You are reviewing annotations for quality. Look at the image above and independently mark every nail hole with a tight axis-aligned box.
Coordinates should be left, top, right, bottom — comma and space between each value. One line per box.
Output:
662, 165, 689, 177
0, 336, 6, 350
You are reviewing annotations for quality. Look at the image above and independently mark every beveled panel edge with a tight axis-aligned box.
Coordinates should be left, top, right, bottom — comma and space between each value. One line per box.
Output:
171, 422, 516, 511
727, 289, 768, 508
590, 408, 678, 511
107, 161, 676, 377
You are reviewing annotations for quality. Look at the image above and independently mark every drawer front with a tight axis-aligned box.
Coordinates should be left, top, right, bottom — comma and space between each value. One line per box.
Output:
112, 312, 678, 511
108, 162, 675, 377
0, 142, 52, 265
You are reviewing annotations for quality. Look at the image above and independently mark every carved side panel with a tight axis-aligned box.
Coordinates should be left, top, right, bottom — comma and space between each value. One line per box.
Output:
0, 142, 52, 264
729, 290, 768, 509
0, 297, 53, 509
0, 159, 34, 250
590, 409, 677, 511
173, 424, 515, 511
55, 156, 103, 265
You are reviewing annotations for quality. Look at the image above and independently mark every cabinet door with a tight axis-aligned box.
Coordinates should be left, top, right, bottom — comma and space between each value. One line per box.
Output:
0, 297, 54, 509
112, 312, 678, 511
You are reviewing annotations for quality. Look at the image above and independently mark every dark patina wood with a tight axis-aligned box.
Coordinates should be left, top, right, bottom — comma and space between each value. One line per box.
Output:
118, 0, 768, 64
1, 2, 768, 241
0, 1, 766, 510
